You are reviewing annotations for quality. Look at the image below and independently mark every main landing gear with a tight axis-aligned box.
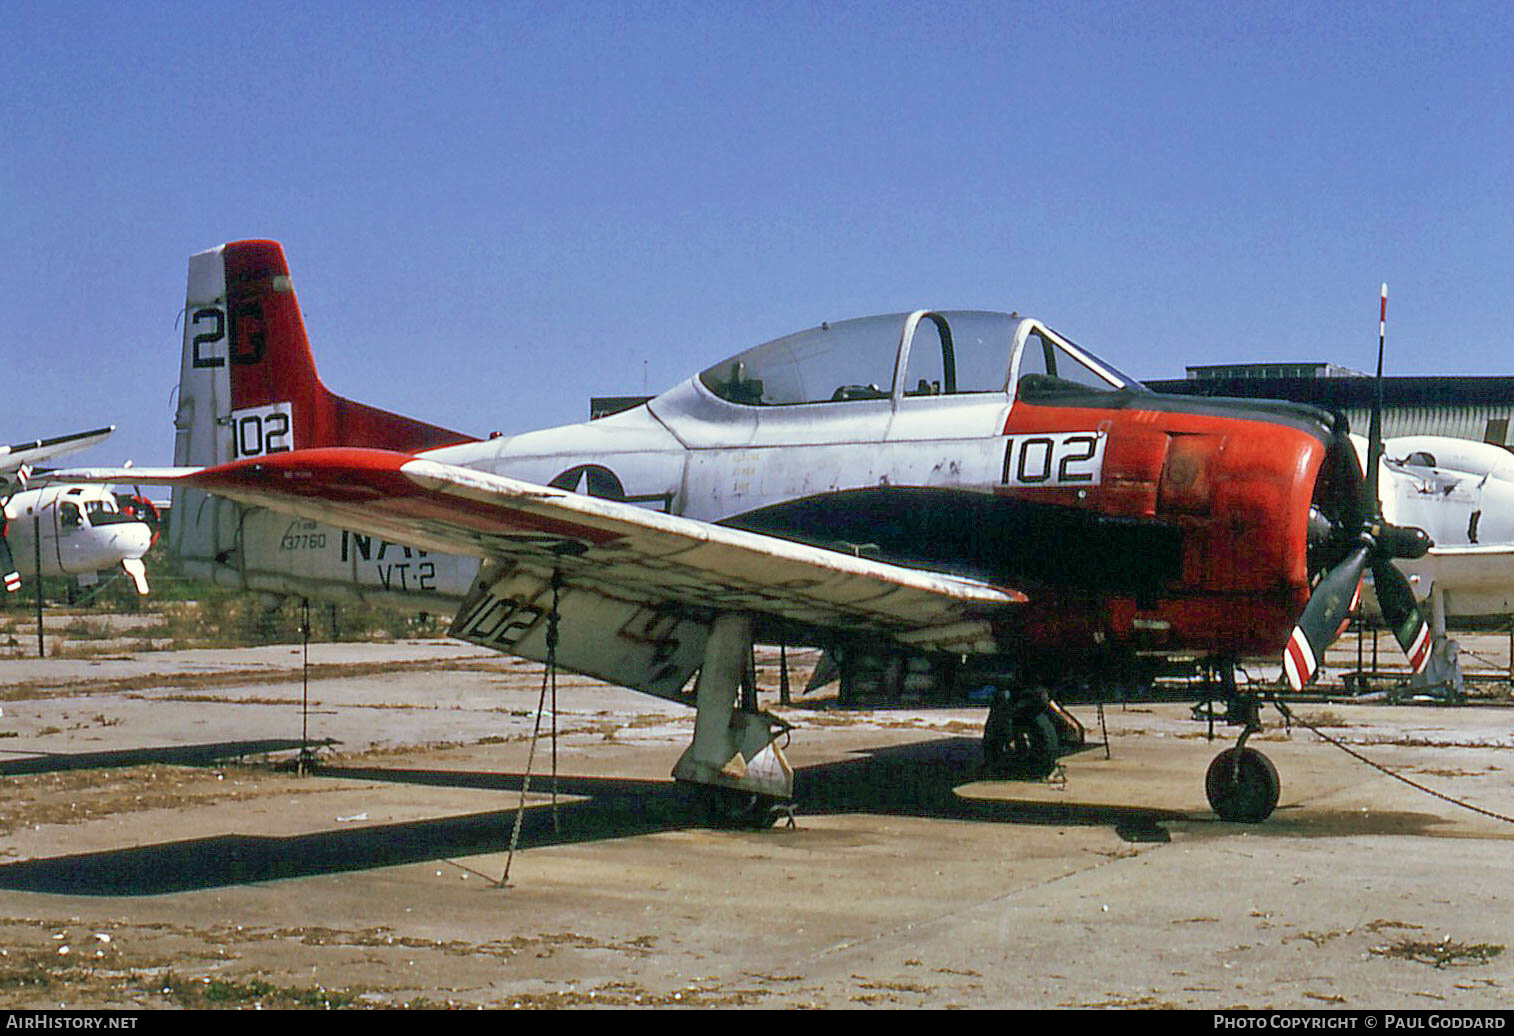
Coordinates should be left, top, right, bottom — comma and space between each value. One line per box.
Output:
1206, 745, 1280, 823
981, 687, 1084, 779
698, 786, 786, 830
1202, 667, 1281, 824
978, 666, 1284, 823
672, 614, 795, 830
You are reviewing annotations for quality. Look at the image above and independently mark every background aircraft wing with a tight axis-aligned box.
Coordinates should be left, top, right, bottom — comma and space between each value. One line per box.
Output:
1413, 544, 1514, 600
0, 427, 115, 482
63, 449, 1026, 697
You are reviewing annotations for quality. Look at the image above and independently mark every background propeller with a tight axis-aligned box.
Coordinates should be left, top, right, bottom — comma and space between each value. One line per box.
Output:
0, 466, 30, 593
0, 521, 19, 593
1283, 284, 1432, 691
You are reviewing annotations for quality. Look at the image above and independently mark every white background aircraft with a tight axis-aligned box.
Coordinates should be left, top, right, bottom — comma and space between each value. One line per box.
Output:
1366, 434, 1514, 696
1, 428, 158, 595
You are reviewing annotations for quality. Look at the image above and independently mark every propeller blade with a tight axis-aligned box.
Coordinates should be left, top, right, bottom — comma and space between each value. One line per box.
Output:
1371, 558, 1431, 674
1284, 544, 1369, 691
0, 523, 18, 594
1338, 429, 1375, 536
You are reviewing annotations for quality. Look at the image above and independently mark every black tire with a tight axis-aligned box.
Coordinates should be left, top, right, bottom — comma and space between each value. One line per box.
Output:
700, 787, 781, 830
1205, 747, 1280, 823
984, 710, 1059, 779
982, 691, 1016, 773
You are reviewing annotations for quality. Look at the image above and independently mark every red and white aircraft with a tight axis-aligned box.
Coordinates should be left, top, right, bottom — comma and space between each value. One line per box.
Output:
65, 241, 1433, 825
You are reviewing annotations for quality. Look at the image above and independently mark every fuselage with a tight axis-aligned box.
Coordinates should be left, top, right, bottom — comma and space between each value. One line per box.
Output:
412, 311, 1338, 663
1371, 435, 1514, 621
166, 283, 1344, 671
3, 484, 153, 579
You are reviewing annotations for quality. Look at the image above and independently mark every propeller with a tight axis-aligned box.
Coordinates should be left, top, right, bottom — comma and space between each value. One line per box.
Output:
0, 521, 18, 594
114, 466, 164, 547
125, 494, 162, 545
1283, 284, 1433, 691
0, 465, 29, 593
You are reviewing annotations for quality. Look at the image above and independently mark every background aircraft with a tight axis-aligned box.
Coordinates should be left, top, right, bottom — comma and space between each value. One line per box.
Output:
66, 241, 1435, 827
1359, 434, 1514, 698
3, 484, 158, 596
0, 428, 158, 596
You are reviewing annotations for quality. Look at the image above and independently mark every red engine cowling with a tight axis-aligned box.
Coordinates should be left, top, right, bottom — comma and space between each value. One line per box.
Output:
1002, 396, 1337, 660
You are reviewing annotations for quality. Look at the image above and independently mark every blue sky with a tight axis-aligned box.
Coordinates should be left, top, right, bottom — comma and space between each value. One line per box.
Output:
4, 1, 1512, 466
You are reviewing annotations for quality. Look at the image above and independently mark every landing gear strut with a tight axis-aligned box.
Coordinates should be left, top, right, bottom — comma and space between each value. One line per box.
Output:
1204, 671, 1281, 823
672, 614, 794, 829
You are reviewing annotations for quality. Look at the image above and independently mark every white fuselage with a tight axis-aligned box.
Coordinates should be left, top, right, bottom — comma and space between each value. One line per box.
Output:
1369, 435, 1514, 621
171, 310, 1099, 611
3, 484, 153, 579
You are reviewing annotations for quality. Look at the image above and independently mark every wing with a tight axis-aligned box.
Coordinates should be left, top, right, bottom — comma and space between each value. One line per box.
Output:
0, 427, 115, 481
1414, 545, 1514, 605
63, 448, 1027, 697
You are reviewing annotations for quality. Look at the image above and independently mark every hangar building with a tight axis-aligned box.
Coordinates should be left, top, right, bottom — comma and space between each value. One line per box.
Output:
1146, 364, 1514, 447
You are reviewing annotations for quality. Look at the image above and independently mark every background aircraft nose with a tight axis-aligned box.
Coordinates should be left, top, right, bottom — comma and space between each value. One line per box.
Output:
115, 520, 154, 558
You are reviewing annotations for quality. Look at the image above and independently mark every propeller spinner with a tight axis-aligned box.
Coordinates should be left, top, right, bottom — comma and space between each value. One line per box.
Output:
1283, 285, 1433, 691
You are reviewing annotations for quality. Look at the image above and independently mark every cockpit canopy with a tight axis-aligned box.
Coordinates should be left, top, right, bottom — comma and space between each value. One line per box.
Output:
57, 490, 140, 529
697, 310, 1140, 407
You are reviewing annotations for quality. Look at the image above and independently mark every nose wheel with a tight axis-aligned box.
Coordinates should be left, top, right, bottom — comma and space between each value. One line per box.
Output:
1203, 675, 1281, 823
1205, 746, 1279, 823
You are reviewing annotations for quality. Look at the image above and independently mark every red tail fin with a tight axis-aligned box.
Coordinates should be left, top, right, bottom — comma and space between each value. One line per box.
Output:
220, 240, 475, 453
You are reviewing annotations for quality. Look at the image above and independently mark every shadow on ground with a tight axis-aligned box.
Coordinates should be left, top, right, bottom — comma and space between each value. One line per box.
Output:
0, 736, 1452, 896
0, 739, 336, 776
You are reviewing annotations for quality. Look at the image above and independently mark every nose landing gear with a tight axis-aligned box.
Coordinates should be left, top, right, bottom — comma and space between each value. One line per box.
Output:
1203, 674, 1281, 823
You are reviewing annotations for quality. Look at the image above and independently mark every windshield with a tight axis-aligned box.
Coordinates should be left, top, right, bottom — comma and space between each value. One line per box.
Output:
1015, 325, 1143, 395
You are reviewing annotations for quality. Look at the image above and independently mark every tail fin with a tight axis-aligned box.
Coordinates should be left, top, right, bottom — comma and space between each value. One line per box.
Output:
170, 240, 477, 585
173, 239, 475, 467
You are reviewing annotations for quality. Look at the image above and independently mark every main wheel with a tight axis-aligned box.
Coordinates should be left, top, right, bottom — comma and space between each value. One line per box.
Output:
983, 710, 1059, 779
1205, 747, 1280, 823
699, 786, 781, 830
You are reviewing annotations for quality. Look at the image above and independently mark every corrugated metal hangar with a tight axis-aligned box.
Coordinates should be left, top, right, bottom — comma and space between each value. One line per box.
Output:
1147, 364, 1514, 447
